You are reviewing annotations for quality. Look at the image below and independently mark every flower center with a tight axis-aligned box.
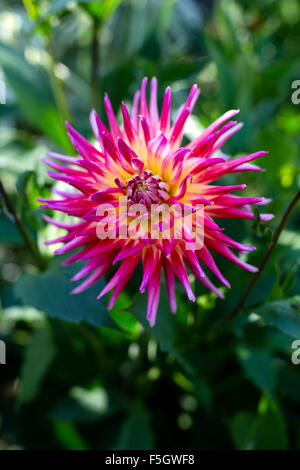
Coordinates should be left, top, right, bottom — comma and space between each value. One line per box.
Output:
126, 170, 168, 207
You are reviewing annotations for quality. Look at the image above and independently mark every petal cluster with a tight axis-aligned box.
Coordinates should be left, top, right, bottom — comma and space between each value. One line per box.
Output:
40, 78, 273, 326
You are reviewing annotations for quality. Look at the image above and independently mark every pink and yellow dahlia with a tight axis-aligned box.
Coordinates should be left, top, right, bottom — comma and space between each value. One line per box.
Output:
40, 78, 273, 326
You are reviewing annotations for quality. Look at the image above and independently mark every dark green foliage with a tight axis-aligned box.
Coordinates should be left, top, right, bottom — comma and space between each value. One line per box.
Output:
0, 0, 299, 450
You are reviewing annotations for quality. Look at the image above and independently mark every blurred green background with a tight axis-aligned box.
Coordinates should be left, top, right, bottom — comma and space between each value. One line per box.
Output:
0, 0, 300, 450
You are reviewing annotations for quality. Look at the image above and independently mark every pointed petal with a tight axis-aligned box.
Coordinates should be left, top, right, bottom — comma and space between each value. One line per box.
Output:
160, 86, 171, 134
104, 93, 123, 140
163, 260, 177, 313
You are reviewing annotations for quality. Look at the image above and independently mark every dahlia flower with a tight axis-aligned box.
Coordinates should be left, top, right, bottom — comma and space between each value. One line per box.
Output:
39, 78, 273, 326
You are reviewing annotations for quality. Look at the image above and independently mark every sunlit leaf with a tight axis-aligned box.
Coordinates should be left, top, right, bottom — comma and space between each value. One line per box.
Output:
0, 43, 70, 151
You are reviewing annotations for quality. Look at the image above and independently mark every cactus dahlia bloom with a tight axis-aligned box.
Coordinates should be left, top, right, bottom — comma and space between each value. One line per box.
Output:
39, 78, 273, 326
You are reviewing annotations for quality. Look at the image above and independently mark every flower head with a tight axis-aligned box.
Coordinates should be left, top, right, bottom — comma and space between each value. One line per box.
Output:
40, 78, 273, 326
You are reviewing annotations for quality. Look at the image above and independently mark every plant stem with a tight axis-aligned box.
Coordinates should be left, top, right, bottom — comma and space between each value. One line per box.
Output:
0, 179, 46, 271
46, 39, 72, 124
222, 189, 300, 324
90, 18, 101, 114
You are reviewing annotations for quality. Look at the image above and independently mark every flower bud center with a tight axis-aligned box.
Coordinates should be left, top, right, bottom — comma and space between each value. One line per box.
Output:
126, 170, 168, 207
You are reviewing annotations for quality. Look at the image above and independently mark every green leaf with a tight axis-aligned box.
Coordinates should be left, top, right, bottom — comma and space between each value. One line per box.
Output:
110, 309, 139, 337
278, 365, 300, 402
0, 213, 23, 245
229, 412, 257, 450
129, 290, 191, 372
253, 398, 288, 450
18, 327, 56, 404
51, 386, 121, 423
16, 170, 35, 201
43, 0, 92, 17
238, 348, 276, 397
257, 129, 296, 176
44, 0, 122, 21
254, 299, 300, 339
82, 0, 123, 21
129, 290, 212, 410
16, 170, 48, 230
229, 399, 288, 450
101, 0, 123, 21
101, 0, 161, 75
53, 422, 89, 450
14, 256, 114, 327
115, 408, 154, 450
23, 0, 39, 20
0, 132, 48, 179
0, 43, 70, 151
